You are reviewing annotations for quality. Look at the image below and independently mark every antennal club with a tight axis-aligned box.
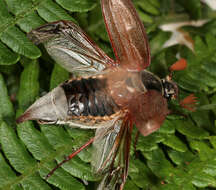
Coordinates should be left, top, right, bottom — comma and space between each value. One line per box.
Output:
168, 58, 187, 79
169, 58, 187, 72
168, 59, 197, 111
180, 94, 197, 112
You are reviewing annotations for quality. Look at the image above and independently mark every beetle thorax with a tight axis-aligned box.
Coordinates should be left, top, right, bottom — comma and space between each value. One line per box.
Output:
106, 69, 165, 110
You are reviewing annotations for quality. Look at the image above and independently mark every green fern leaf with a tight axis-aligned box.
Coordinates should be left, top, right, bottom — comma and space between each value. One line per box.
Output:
0, 0, 216, 189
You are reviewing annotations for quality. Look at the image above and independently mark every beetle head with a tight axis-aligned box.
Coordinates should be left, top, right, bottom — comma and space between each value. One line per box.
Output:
161, 76, 178, 100
161, 58, 187, 100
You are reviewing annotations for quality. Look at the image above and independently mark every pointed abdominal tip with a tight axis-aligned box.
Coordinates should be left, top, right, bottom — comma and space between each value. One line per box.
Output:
169, 58, 187, 71
16, 111, 31, 124
180, 94, 197, 112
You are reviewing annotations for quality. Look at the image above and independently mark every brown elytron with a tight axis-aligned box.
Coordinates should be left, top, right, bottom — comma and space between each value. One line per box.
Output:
16, 0, 189, 189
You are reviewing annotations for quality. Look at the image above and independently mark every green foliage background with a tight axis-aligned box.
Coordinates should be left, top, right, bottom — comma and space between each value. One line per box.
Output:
0, 0, 216, 189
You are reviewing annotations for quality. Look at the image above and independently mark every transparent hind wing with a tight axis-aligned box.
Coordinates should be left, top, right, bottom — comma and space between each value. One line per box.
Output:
92, 117, 132, 190
92, 119, 122, 172
28, 20, 115, 76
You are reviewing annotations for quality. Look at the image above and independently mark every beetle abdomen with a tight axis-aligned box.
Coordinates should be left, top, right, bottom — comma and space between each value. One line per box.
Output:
61, 78, 119, 117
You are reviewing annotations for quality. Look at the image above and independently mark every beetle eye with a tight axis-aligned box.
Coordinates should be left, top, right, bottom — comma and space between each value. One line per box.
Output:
162, 80, 178, 99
